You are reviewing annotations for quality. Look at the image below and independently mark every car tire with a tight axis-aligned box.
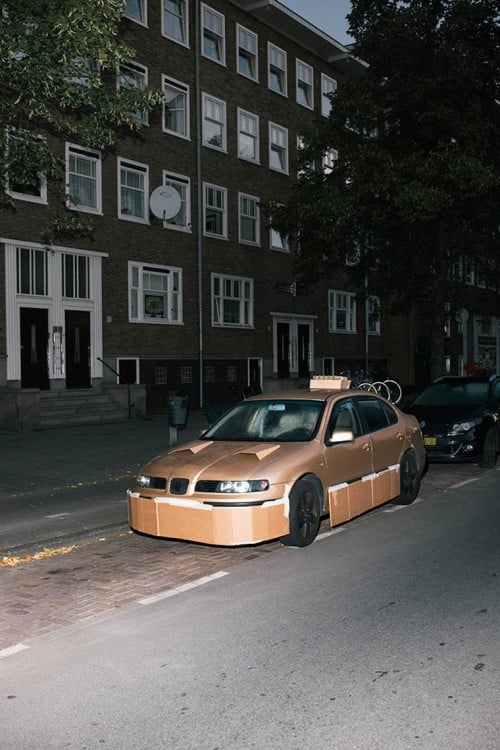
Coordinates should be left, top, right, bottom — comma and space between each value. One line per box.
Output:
281, 478, 321, 547
393, 451, 420, 505
479, 427, 498, 469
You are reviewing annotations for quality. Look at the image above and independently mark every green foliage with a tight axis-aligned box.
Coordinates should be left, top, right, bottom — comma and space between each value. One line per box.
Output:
272, 0, 499, 305
0, 0, 163, 238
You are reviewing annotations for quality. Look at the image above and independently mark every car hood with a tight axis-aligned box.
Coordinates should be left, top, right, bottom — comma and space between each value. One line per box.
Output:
140, 439, 318, 483
407, 403, 483, 428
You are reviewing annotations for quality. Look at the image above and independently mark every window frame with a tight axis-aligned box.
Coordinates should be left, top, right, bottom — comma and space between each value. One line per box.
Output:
65, 143, 102, 214
5, 128, 48, 204
328, 290, 357, 333
237, 108, 259, 163
296, 59, 314, 110
201, 3, 225, 65
203, 182, 228, 239
202, 93, 227, 152
128, 261, 183, 325
367, 295, 381, 335
163, 170, 191, 231
268, 42, 287, 96
269, 122, 289, 174
321, 73, 337, 117
162, 0, 188, 46
123, 0, 147, 25
117, 61, 149, 124
238, 192, 260, 246
212, 273, 254, 328
117, 157, 149, 224
162, 75, 190, 139
236, 24, 258, 81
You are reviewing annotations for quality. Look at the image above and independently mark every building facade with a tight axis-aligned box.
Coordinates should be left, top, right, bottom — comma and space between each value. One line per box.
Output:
1, 0, 498, 429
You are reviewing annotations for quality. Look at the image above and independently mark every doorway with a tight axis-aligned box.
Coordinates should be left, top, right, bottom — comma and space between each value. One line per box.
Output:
20, 307, 49, 389
65, 310, 91, 388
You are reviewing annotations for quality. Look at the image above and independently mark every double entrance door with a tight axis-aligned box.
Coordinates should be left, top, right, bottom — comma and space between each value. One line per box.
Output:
275, 318, 313, 378
20, 308, 91, 389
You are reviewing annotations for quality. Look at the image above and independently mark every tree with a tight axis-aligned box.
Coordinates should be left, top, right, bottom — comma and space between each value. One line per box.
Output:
271, 0, 499, 377
0, 0, 163, 241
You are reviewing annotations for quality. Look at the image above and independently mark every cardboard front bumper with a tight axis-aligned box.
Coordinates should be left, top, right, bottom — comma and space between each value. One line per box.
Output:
128, 491, 290, 546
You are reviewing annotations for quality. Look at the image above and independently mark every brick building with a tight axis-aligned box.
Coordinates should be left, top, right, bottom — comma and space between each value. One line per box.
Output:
1, 0, 498, 429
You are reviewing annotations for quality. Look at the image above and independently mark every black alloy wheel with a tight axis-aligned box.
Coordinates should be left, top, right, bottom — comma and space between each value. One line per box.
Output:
479, 427, 498, 469
281, 478, 321, 547
393, 451, 420, 505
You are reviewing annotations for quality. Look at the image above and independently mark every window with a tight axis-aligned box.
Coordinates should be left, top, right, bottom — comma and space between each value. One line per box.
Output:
118, 159, 149, 222
296, 60, 313, 109
329, 290, 356, 333
162, 0, 188, 45
118, 61, 148, 124
269, 123, 288, 173
355, 397, 390, 433
204, 183, 227, 238
239, 193, 260, 245
296, 134, 314, 176
270, 227, 289, 252
367, 296, 380, 334
129, 262, 182, 324
124, 0, 146, 24
62, 254, 90, 299
237, 25, 258, 81
66, 144, 102, 213
321, 74, 337, 116
237, 109, 259, 163
327, 399, 361, 438
5, 129, 47, 203
212, 274, 253, 328
16, 246, 48, 296
345, 245, 361, 266
180, 366, 192, 383
202, 4, 225, 64
268, 43, 287, 95
323, 148, 338, 174
163, 171, 191, 230
163, 76, 189, 138
68, 57, 99, 87
202, 94, 226, 151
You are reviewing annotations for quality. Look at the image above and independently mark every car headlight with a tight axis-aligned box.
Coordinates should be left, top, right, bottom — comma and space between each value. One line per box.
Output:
136, 474, 152, 488
217, 480, 270, 493
447, 420, 478, 436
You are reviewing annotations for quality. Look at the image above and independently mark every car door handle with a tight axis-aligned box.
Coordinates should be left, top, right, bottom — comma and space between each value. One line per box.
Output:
362, 442, 371, 451
395, 432, 404, 440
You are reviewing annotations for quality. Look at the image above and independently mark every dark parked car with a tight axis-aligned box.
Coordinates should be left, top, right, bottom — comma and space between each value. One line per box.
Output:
406, 375, 500, 467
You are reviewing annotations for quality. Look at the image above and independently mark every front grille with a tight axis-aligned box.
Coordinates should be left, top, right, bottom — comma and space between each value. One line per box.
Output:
195, 480, 219, 492
148, 476, 167, 489
170, 477, 189, 495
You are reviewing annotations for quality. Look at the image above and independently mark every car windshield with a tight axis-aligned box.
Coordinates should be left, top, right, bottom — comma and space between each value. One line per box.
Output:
203, 400, 324, 442
413, 382, 490, 408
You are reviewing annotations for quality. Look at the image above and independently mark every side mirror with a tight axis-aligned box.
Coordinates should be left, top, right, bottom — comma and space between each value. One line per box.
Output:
329, 430, 355, 444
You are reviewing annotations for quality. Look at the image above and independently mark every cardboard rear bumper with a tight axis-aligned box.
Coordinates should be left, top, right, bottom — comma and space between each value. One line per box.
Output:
128, 492, 289, 546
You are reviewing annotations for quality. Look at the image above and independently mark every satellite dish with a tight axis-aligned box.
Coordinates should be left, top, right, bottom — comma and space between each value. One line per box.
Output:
149, 185, 182, 220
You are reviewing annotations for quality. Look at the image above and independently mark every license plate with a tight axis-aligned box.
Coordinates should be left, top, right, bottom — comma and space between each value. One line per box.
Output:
424, 436, 437, 447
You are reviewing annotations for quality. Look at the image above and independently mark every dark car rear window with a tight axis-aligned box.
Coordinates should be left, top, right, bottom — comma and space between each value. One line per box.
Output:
413, 382, 490, 407
355, 397, 390, 433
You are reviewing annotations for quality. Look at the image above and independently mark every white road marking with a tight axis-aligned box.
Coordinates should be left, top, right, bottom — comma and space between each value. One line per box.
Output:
138, 571, 229, 605
0, 643, 29, 659
450, 477, 484, 489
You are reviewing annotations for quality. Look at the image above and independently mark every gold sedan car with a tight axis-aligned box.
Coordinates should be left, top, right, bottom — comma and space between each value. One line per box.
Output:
128, 380, 426, 548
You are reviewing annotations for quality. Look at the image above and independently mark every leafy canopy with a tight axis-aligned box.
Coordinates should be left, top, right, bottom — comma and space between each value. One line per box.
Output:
0, 0, 163, 236
271, 0, 499, 305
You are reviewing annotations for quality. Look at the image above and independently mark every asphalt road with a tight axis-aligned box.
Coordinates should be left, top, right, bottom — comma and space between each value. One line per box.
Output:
1, 468, 499, 750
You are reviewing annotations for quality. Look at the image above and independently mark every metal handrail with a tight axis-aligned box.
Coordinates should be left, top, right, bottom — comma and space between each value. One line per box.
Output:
97, 357, 135, 419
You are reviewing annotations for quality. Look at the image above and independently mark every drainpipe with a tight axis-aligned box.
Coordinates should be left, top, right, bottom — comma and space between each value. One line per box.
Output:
195, 0, 204, 408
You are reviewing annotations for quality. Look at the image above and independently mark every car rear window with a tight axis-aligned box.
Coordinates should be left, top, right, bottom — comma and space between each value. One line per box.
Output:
413, 382, 489, 407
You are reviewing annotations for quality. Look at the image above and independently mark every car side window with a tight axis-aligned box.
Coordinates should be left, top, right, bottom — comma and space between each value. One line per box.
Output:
381, 400, 399, 425
326, 399, 361, 442
355, 397, 389, 434
493, 381, 500, 402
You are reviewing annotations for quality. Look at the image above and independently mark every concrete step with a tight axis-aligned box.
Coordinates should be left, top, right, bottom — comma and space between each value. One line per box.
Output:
39, 389, 127, 428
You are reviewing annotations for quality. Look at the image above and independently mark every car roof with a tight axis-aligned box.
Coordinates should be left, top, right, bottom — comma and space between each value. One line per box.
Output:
432, 376, 498, 385
245, 388, 364, 403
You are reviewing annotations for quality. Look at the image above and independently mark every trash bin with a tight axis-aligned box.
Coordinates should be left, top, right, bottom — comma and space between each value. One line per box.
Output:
167, 391, 188, 428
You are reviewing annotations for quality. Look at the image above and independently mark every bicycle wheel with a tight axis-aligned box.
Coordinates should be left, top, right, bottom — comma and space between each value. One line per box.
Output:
384, 379, 402, 404
358, 382, 377, 393
372, 381, 391, 399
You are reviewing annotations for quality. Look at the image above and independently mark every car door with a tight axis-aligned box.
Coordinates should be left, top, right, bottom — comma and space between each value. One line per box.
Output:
353, 396, 404, 506
323, 397, 374, 526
